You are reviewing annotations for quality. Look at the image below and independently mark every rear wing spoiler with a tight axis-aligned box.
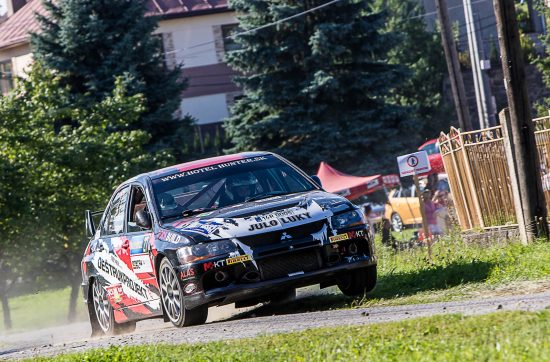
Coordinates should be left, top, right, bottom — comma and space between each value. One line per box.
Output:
85, 210, 104, 238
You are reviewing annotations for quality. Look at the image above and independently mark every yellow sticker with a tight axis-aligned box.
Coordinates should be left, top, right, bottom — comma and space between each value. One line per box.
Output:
226, 254, 252, 265
329, 233, 350, 243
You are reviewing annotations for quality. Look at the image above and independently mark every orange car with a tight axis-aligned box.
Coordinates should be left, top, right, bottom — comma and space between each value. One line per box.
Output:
384, 185, 422, 232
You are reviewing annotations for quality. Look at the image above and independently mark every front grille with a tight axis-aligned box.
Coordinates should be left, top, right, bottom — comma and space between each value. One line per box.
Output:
238, 220, 326, 248
258, 250, 320, 280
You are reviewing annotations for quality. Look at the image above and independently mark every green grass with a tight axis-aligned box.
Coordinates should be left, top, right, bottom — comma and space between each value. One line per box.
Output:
35, 310, 550, 361
0, 288, 88, 333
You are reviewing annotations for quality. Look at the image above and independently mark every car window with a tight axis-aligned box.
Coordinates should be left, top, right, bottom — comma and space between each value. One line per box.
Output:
127, 185, 151, 233
401, 187, 412, 198
101, 187, 129, 236
151, 155, 316, 220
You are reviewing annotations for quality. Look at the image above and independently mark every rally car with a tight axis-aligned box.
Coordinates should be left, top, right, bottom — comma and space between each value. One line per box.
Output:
81, 152, 377, 335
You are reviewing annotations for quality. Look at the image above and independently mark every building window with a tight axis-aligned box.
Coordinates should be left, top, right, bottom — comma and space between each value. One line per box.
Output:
0, 61, 13, 95
221, 24, 240, 53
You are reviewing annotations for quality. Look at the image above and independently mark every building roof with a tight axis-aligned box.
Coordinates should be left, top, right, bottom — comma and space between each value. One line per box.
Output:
0, 0, 230, 50
0, 0, 43, 49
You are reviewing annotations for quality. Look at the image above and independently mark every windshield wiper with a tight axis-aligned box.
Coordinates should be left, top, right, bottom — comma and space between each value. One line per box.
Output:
181, 207, 217, 218
245, 191, 294, 202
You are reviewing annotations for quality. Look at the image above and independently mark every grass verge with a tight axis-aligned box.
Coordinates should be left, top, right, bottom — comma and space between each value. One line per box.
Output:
35, 310, 550, 361
0, 288, 87, 333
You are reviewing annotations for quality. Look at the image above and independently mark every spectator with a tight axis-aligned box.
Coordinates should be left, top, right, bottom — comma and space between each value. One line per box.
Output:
422, 190, 442, 235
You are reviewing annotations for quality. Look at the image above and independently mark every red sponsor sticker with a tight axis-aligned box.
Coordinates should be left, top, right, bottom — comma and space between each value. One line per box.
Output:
180, 267, 196, 279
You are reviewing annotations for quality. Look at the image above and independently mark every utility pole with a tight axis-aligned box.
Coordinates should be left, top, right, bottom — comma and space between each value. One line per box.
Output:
435, 0, 473, 131
463, 0, 491, 128
494, 0, 548, 240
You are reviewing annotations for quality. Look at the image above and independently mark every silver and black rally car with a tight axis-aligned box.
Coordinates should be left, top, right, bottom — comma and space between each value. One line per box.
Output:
81, 152, 376, 335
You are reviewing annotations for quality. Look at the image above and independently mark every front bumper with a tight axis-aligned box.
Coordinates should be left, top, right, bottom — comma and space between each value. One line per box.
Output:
183, 255, 376, 309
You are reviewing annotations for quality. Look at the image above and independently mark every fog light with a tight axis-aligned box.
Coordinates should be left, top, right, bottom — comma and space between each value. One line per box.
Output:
184, 282, 197, 294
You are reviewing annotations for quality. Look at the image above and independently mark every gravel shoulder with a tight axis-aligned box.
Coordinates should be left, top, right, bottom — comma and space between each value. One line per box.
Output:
2, 290, 550, 360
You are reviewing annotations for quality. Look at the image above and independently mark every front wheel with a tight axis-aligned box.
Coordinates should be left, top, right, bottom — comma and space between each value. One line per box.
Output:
159, 258, 208, 327
337, 265, 377, 297
391, 213, 403, 232
91, 279, 136, 336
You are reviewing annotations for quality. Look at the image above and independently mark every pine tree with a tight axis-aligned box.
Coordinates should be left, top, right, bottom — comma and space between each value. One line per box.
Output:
375, 0, 452, 141
224, 0, 414, 174
31, 0, 193, 160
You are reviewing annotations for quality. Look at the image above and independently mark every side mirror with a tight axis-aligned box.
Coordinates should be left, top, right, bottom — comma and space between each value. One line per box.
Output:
136, 209, 152, 229
310, 175, 322, 188
85, 210, 95, 238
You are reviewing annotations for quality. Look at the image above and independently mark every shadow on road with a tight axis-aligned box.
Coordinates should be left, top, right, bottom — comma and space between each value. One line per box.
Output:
222, 260, 494, 321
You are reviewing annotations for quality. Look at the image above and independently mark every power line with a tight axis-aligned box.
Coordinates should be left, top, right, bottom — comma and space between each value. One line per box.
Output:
164, 0, 346, 57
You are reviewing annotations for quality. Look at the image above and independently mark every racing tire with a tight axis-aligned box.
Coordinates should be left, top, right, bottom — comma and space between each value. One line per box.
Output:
91, 279, 136, 336
159, 258, 208, 328
268, 288, 296, 305
391, 213, 404, 232
337, 265, 377, 297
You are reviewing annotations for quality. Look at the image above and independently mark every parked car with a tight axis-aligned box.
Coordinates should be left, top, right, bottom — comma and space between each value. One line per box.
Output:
81, 152, 377, 335
384, 185, 422, 232
418, 139, 445, 174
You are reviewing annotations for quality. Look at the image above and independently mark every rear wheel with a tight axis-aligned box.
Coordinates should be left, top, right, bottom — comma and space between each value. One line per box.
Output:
159, 258, 208, 327
391, 213, 403, 232
337, 266, 377, 296
91, 279, 136, 335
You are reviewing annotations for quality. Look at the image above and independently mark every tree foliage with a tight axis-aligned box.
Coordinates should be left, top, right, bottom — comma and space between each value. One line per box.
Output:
374, 0, 452, 140
0, 62, 157, 321
30, 0, 194, 160
224, 0, 414, 174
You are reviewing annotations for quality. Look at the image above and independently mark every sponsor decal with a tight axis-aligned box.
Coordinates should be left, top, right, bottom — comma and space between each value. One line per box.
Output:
203, 259, 227, 271
158, 231, 184, 244
329, 230, 366, 243
160, 156, 268, 182
97, 257, 149, 299
131, 254, 153, 274
226, 254, 252, 265
180, 267, 196, 280
106, 284, 125, 303
130, 239, 144, 254
329, 233, 349, 243
248, 220, 278, 231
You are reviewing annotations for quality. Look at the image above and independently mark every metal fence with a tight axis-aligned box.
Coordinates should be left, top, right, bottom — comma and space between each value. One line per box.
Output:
439, 126, 517, 230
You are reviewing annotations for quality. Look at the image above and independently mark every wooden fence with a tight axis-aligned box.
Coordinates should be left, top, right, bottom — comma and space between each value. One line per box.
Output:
440, 113, 550, 231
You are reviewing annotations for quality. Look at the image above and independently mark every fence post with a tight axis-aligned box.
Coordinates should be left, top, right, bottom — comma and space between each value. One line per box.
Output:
500, 108, 528, 244
447, 129, 475, 229
459, 132, 486, 229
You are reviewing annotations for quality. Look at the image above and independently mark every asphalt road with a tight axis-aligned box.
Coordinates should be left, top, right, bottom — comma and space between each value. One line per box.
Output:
2, 291, 550, 360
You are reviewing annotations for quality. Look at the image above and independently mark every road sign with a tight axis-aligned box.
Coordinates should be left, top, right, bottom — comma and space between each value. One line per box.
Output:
397, 151, 431, 177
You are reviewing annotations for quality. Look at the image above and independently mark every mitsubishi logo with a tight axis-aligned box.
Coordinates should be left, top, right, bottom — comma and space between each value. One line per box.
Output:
280, 232, 292, 241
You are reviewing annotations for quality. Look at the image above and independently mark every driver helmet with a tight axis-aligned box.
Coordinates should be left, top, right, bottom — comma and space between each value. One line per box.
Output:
158, 193, 178, 210
226, 173, 259, 201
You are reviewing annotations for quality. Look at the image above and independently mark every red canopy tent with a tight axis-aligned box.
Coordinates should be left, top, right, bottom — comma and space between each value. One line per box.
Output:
316, 162, 400, 200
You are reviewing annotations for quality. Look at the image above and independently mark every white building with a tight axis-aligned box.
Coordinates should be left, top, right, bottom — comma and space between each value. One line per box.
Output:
0, 0, 240, 133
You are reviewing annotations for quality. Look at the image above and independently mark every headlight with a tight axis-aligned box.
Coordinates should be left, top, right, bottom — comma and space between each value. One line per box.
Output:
331, 209, 365, 230
177, 240, 238, 264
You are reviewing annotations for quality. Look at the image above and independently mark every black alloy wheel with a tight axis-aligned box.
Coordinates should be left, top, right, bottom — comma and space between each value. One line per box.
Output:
159, 258, 208, 327
91, 279, 136, 335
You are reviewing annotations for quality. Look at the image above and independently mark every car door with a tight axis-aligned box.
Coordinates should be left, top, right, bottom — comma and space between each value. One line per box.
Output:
125, 184, 161, 316
94, 185, 159, 317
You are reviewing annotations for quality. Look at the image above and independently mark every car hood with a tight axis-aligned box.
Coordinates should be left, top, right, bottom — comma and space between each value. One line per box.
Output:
162, 191, 354, 242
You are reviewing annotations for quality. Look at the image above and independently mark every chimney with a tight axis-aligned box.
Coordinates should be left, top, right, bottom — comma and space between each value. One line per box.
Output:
6, 0, 27, 17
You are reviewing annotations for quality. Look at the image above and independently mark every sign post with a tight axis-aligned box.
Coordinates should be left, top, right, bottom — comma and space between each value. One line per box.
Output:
397, 151, 432, 258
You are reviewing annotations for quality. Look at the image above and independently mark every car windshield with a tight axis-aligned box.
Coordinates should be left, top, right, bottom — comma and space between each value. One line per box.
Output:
151, 155, 316, 220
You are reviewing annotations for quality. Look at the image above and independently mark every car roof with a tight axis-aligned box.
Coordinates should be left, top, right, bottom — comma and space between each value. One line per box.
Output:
418, 139, 438, 150
123, 151, 274, 185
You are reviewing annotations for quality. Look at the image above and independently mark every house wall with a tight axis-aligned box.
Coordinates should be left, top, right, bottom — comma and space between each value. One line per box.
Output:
158, 11, 241, 126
